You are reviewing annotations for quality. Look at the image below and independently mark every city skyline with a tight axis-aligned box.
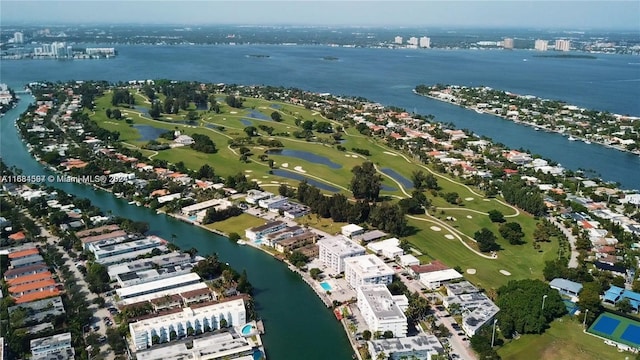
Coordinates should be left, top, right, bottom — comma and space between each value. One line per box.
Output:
2, 1, 639, 30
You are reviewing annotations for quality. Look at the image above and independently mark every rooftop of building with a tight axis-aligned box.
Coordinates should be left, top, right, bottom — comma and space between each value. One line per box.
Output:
358, 284, 406, 321
318, 235, 366, 255
345, 254, 394, 277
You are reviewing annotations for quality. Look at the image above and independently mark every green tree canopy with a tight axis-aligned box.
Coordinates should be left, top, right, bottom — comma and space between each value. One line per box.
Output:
496, 279, 566, 338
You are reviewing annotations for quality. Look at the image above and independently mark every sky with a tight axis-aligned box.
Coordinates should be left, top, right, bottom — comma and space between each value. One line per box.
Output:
2, 1, 639, 30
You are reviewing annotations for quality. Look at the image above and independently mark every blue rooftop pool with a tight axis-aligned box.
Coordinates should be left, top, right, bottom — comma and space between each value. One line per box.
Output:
241, 324, 255, 336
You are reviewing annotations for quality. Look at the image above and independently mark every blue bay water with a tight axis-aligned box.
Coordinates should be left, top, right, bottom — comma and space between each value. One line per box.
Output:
1, 43, 640, 360
2, 45, 639, 188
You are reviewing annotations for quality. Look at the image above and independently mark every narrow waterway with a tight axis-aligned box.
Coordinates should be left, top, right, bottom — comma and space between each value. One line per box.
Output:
0, 99, 354, 359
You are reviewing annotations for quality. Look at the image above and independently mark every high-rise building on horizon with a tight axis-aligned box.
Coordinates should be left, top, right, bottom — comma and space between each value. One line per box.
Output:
13, 32, 24, 44
407, 37, 419, 46
394, 36, 403, 45
555, 39, 571, 52
534, 39, 548, 51
503, 38, 514, 49
419, 36, 431, 48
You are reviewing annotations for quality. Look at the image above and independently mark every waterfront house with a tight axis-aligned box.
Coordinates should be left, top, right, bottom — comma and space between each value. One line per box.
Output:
245, 221, 287, 242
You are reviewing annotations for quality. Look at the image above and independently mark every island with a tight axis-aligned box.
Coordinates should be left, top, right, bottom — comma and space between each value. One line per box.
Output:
414, 84, 640, 153
6, 79, 640, 360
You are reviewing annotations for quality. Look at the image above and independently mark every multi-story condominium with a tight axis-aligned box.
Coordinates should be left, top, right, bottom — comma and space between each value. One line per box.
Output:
344, 254, 394, 289
30, 333, 74, 359
419, 36, 431, 48
555, 39, 571, 51
318, 235, 366, 273
503, 38, 514, 49
129, 298, 247, 350
245, 221, 287, 242
368, 334, 444, 360
534, 39, 548, 51
116, 273, 202, 300
13, 32, 24, 44
394, 36, 403, 45
274, 231, 317, 253
407, 37, 419, 46
357, 284, 408, 338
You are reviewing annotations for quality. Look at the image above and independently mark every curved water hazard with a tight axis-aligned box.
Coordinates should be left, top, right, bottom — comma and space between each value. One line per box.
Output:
266, 149, 342, 169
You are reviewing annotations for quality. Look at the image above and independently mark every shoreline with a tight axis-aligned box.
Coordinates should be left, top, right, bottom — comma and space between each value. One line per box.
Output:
414, 90, 640, 156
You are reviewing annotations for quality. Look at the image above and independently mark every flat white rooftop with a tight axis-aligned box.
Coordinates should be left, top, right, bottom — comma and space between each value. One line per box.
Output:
345, 254, 394, 278
116, 272, 201, 299
118, 282, 208, 307
319, 235, 365, 255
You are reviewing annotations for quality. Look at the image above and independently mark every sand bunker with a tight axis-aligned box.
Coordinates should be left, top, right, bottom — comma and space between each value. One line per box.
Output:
466, 215, 473, 219
281, 163, 289, 168
244, 170, 253, 173
483, 199, 491, 202
230, 111, 237, 114
294, 166, 306, 173
466, 269, 477, 275
445, 234, 455, 240
465, 197, 474, 201
383, 151, 398, 156
430, 226, 442, 232
500, 270, 512, 276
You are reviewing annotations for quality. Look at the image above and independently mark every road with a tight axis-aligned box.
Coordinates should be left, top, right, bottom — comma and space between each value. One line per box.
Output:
548, 216, 580, 268
40, 223, 116, 360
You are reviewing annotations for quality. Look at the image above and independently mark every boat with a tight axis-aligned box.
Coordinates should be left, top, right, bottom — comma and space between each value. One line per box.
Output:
237, 240, 247, 245
568, 136, 576, 141
583, 139, 592, 144
475, 109, 483, 114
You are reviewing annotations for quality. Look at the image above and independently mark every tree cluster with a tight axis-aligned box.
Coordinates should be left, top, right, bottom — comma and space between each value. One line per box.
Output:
499, 222, 525, 245
190, 133, 218, 153
496, 279, 566, 338
111, 89, 135, 106
350, 161, 382, 201
202, 206, 243, 224
501, 178, 547, 216
474, 227, 499, 252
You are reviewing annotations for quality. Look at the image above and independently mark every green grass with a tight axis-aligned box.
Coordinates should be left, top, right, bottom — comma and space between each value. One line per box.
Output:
406, 216, 558, 291
204, 214, 266, 237
89, 91, 560, 290
498, 317, 631, 360
296, 214, 348, 236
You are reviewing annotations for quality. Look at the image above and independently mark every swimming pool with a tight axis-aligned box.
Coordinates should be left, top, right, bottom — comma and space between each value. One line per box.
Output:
241, 323, 254, 336
320, 281, 332, 291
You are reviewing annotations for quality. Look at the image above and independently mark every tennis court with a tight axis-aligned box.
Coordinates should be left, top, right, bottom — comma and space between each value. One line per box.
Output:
588, 312, 640, 348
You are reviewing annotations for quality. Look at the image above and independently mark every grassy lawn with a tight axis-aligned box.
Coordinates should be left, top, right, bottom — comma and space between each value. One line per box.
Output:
498, 317, 631, 360
89, 91, 560, 290
204, 214, 266, 237
406, 216, 558, 291
296, 214, 348, 236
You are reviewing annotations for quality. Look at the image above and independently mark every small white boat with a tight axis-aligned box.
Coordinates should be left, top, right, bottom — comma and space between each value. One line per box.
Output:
237, 240, 247, 245
568, 136, 576, 141
475, 109, 483, 114
583, 140, 591, 144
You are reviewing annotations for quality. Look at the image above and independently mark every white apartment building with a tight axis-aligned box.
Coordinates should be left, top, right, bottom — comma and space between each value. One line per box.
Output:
14, 32, 24, 44
318, 235, 366, 273
344, 254, 394, 289
407, 37, 419, 46
368, 334, 444, 360
555, 39, 571, 52
357, 284, 408, 338
130, 298, 247, 350
419, 36, 431, 48
30, 332, 74, 359
503, 38, 514, 49
534, 39, 548, 51
394, 36, 403, 45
